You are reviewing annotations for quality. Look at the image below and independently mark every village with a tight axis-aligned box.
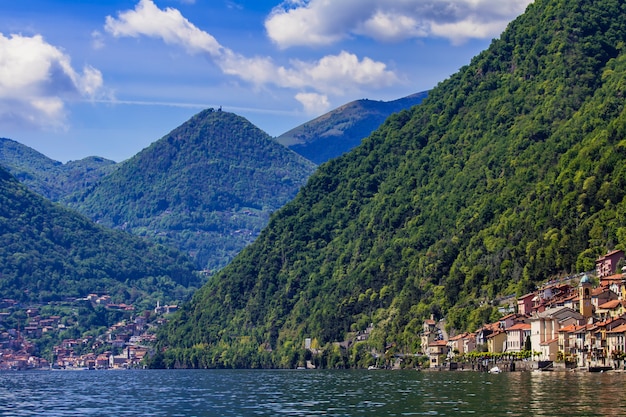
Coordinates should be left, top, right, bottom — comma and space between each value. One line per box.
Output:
4, 250, 626, 372
422, 249, 626, 372
0, 295, 178, 371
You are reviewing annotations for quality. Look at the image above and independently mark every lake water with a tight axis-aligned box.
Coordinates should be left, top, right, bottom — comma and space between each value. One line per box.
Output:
1, 369, 625, 416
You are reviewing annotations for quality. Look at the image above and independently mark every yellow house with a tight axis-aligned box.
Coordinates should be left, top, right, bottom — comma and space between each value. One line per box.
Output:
487, 330, 507, 353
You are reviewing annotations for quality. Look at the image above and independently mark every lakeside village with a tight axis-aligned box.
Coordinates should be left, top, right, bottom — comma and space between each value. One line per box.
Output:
0, 295, 179, 371
417, 249, 626, 372
5, 250, 626, 372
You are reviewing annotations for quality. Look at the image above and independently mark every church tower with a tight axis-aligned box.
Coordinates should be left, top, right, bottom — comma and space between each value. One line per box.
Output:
579, 275, 593, 319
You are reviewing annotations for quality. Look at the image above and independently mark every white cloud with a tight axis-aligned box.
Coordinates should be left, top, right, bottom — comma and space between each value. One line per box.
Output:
265, 0, 534, 48
0, 33, 104, 129
105, 0, 398, 111
104, 0, 222, 55
295, 92, 330, 114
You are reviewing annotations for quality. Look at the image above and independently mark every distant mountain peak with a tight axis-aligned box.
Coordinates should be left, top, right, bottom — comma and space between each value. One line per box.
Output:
276, 92, 427, 164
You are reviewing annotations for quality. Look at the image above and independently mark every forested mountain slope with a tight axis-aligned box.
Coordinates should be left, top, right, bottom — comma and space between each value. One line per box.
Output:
68, 110, 316, 271
153, 0, 626, 369
276, 92, 428, 164
0, 166, 200, 309
0, 137, 117, 201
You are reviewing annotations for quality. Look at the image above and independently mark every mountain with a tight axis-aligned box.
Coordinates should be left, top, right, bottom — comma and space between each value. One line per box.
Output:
152, 0, 626, 369
68, 109, 316, 272
0, 165, 200, 309
0, 137, 117, 201
276, 92, 428, 164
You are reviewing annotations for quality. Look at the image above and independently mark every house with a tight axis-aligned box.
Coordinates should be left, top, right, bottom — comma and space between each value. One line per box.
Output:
420, 316, 438, 354
487, 330, 507, 353
95, 354, 110, 369
427, 340, 449, 367
448, 332, 471, 356
506, 323, 531, 353
600, 273, 626, 297
475, 322, 499, 348
606, 323, 626, 360
530, 307, 584, 361
517, 293, 536, 315
591, 287, 619, 310
584, 317, 626, 366
596, 300, 624, 320
596, 250, 624, 278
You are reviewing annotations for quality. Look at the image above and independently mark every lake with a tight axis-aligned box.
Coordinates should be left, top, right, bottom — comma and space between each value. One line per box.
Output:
1, 369, 625, 416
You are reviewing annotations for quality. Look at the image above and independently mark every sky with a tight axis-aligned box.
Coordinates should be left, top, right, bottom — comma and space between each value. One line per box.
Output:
0, 0, 533, 163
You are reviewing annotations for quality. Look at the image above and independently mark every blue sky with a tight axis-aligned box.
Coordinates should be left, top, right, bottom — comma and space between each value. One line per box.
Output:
0, 0, 533, 162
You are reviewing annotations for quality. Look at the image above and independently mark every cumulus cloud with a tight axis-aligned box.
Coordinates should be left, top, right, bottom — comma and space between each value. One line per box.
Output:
105, 0, 222, 55
266, 0, 534, 47
295, 92, 330, 115
105, 0, 397, 113
0, 33, 104, 129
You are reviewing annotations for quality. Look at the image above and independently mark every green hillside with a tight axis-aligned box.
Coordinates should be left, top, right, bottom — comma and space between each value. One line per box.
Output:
68, 109, 316, 272
151, 0, 626, 369
276, 92, 427, 164
0, 137, 117, 201
0, 166, 200, 309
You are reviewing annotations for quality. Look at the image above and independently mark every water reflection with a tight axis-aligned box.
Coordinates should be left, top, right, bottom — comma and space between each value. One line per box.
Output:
1, 370, 626, 416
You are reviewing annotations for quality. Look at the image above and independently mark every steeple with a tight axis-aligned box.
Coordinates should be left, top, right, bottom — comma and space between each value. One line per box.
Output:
579, 275, 593, 318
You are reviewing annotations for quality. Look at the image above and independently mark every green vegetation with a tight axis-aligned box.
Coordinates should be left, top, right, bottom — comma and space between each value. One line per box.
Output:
276, 92, 428, 164
0, 166, 201, 309
67, 110, 316, 272
152, 0, 626, 368
0, 137, 117, 201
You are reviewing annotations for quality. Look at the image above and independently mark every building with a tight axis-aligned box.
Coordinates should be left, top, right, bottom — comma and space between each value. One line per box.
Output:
428, 340, 449, 367
530, 307, 584, 361
596, 250, 624, 278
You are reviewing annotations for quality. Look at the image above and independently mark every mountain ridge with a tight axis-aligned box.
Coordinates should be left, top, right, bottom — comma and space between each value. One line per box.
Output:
67, 109, 317, 271
276, 92, 428, 164
152, 0, 626, 369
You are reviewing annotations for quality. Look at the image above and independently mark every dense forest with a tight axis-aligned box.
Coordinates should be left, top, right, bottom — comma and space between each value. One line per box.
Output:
276, 92, 428, 164
151, 0, 626, 369
66, 110, 316, 272
0, 166, 200, 310
0, 137, 117, 201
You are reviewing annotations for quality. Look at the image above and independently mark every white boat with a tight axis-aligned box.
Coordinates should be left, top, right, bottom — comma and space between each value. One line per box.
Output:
488, 366, 501, 374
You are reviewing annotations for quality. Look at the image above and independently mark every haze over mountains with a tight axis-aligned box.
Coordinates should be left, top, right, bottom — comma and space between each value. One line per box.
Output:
150, 0, 626, 368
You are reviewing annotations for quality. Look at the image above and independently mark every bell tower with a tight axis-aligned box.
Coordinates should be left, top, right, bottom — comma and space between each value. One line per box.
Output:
579, 275, 593, 319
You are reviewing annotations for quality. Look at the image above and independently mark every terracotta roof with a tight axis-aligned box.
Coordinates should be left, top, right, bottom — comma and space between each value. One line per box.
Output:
607, 323, 626, 334
559, 325, 572, 333
540, 337, 559, 346
429, 340, 448, 347
601, 273, 624, 282
598, 299, 621, 310
449, 332, 470, 341
507, 323, 531, 331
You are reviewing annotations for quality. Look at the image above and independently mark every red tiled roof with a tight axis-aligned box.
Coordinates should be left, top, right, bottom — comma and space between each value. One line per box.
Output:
540, 337, 558, 346
598, 299, 621, 310
607, 323, 626, 334
507, 323, 531, 331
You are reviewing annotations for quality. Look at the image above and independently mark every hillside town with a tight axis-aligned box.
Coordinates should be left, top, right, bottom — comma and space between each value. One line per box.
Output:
4, 250, 626, 371
0, 296, 178, 371
422, 249, 626, 371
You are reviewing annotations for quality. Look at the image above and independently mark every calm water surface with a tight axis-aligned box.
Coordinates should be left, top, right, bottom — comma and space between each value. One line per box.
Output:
1, 369, 625, 416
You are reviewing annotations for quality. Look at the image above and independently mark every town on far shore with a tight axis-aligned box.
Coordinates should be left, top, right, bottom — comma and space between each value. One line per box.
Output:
422, 249, 626, 372
0, 295, 178, 371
